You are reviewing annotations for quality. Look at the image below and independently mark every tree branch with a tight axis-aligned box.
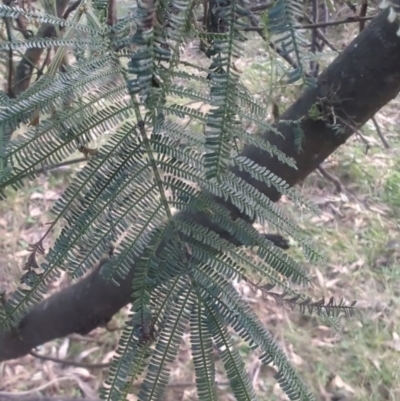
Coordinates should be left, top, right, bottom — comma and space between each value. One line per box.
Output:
243, 15, 375, 32
300, 15, 374, 30
106, 0, 117, 26
29, 350, 111, 369
4, 12, 14, 98
12, 0, 72, 96
1, 7, 400, 362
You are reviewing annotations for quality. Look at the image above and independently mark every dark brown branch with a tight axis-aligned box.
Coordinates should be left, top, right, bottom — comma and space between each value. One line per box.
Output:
301, 14, 339, 53
35, 48, 51, 82
248, 1, 274, 13
300, 15, 374, 30
13, 0, 71, 97
310, 0, 319, 76
4, 16, 14, 98
0, 156, 88, 187
354, 128, 371, 153
36, 157, 88, 173
359, 0, 368, 32
29, 350, 111, 369
314, 27, 338, 52
245, 8, 310, 78
63, 0, 81, 20
197, 1, 273, 26
0, 381, 231, 400
1, 6, 400, 363
3, 0, 16, 97
344, 0, 357, 14
372, 116, 390, 148
243, 15, 375, 32
14, 0, 31, 39
107, 0, 117, 26
317, 165, 343, 193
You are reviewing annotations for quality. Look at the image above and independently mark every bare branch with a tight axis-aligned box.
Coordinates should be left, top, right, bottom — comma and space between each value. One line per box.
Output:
372, 116, 390, 148
245, 8, 310, 78
310, 0, 319, 76
14, 0, 31, 39
29, 350, 111, 369
13, 0, 71, 96
63, 0, 81, 19
248, 1, 273, 13
4, 15, 14, 97
359, 0, 368, 32
243, 15, 375, 32
317, 165, 343, 193
300, 15, 374, 30
107, 0, 117, 26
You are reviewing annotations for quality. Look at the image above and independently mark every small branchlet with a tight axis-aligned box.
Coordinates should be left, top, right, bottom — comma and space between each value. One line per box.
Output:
248, 280, 356, 318
309, 81, 355, 133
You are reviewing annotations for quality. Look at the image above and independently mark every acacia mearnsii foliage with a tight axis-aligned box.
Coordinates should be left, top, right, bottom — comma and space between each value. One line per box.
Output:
0, 0, 357, 400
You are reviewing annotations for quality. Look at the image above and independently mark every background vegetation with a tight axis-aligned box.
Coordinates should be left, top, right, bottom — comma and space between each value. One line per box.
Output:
1, 0, 400, 400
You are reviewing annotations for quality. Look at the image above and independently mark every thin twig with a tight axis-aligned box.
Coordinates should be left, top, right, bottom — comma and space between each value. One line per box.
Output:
33, 157, 88, 175
4, 156, 87, 186
29, 350, 232, 389
18, 145, 142, 182
301, 14, 339, 53
245, 10, 311, 78
14, 0, 31, 39
268, 40, 305, 74
299, 15, 374, 30
29, 350, 111, 369
62, 0, 81, 19
359, 0, 368, 32
243, 15, 375, 32
248, 1, 274, 13
372, 116, 390, 148
0, 30, 39, 71
35, 48, 51, 82
310, 0, 319, 76
132, 381, 231, 389
344, 0, 357, 13
314, 27, 338, 52
355, 129, 371, 153
196, 1, 273, 26
317, 166, 343, 193
4, 3, 14, 98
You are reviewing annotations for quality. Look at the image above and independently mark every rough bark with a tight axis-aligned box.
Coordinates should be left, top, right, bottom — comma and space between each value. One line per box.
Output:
1, 7, 400, 362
